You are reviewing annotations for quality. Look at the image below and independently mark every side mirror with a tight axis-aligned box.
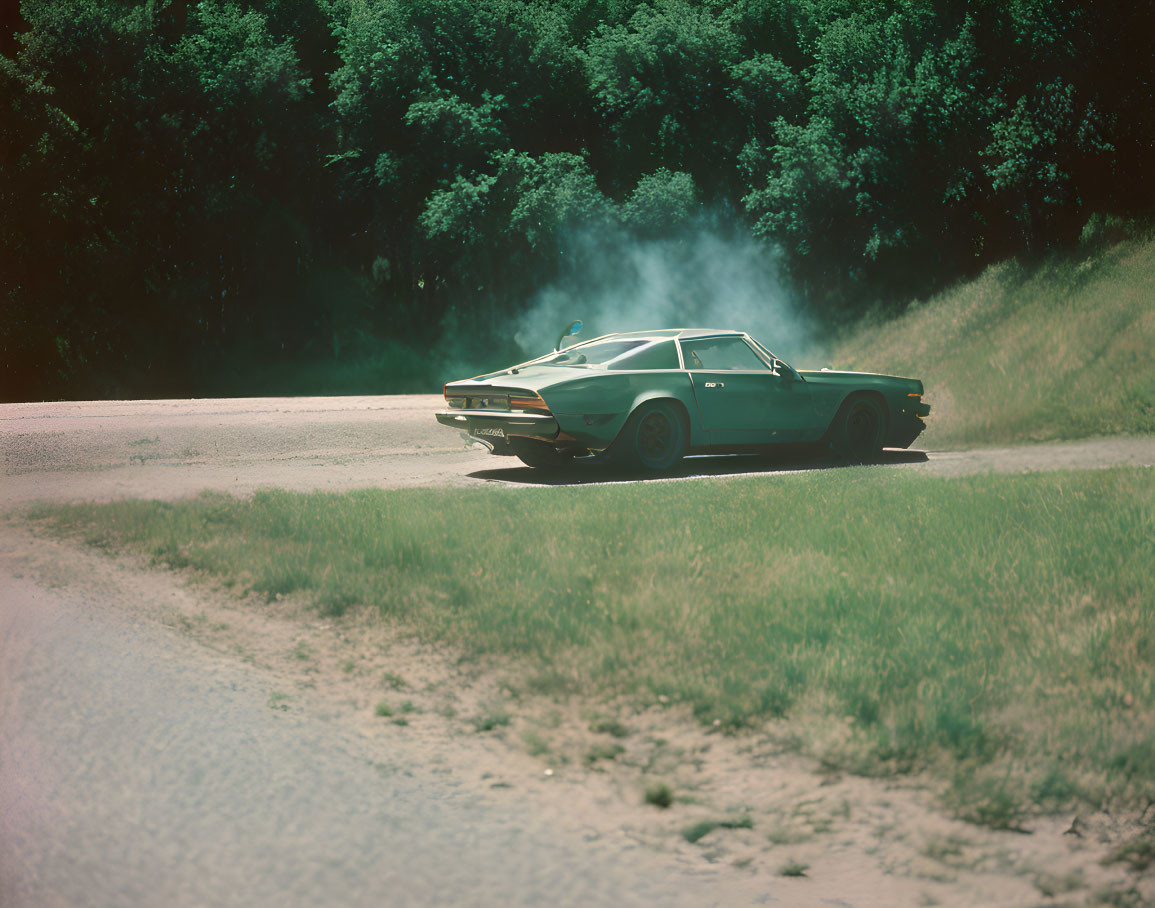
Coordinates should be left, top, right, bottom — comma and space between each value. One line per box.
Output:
555, 319, 583, 352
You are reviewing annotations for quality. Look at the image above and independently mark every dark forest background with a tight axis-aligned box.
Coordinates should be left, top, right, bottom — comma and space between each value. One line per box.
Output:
2, 0, 1153, 401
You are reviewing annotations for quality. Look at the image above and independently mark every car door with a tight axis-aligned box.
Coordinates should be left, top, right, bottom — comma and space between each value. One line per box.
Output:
680, 336, 813, 444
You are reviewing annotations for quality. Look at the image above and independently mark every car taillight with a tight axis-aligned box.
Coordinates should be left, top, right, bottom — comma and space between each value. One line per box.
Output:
509, 395, 549, 411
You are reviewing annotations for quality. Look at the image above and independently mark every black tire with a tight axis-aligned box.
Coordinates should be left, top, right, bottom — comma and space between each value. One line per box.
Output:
615, 401, 686, 471
831, 395, 887, 463
512, 440, 574, 470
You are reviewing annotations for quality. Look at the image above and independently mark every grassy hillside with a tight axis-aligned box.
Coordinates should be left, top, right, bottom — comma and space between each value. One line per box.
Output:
827, 236, 1155, 448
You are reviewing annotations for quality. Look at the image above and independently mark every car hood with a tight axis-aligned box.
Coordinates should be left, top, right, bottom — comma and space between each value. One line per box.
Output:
798, 369, 923, 395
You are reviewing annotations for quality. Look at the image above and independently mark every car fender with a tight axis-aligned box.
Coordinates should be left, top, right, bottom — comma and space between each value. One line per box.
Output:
546, 372, 704, 451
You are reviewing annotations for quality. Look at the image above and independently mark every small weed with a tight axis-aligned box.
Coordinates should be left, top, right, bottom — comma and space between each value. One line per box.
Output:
399, 700, 418, 714
374, 701, 393, 717
682, 821, 719, 844
921, 834, 972, 867
1034, 869, 1085, 898
766, 824, 811, 846
292, 640, 314, 661
267, 692, 290, 711
1102, 831, 1155, 872
946, 771, 1030, 832
644, 782, 674, 808
590, 719, 630, 738
128, 436, 160, 446
341, 659, 355, 673
683, 814, 754, 843
382, 671, 407, 690
317, 589, 358, 617
1031, 765, 1082, 807
472, 710, 511, 732
523, 731, 551, 757
585, 743, 625, 765
391, 717, 409, 727
778, 860, 809, 877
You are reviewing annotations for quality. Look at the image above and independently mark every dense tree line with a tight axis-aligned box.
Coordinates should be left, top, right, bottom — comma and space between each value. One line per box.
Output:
2, 0, 1152, 400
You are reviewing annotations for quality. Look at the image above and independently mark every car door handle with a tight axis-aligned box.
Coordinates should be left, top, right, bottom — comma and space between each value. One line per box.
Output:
703, 382, 724, 389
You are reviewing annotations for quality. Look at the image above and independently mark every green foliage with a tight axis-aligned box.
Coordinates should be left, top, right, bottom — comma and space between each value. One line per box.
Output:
4, 0, 1155, 398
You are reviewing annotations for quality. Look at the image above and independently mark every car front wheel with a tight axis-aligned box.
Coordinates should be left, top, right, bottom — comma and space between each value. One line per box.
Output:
616, 401, 686, 471
831, 395, 886, 463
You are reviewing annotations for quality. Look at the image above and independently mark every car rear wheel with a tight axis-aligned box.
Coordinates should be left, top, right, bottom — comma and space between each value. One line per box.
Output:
616, 401, 686, 471
831, 395, 886, 463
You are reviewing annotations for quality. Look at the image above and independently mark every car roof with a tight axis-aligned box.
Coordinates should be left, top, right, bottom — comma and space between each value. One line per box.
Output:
592, 329, 744, 341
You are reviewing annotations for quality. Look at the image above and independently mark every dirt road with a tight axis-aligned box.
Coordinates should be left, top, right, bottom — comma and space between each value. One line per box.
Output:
2, 395, 1153, 505
2, 397, 1153, 906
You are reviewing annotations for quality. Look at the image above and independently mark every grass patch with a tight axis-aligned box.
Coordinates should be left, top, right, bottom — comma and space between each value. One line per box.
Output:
778, 860, 810, 877
472, 710, 511, 732
684, 814, 756, 839
825, 236, 1155, 447
34, 466, 1155, 822
682, 820, 720, 843
585, 742, 626, 765
644, 782, 674, 809
522, 731, 551, 757
589, 718, 631, 738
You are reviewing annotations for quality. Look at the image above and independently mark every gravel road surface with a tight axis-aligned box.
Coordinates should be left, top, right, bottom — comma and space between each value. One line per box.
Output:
2, 395, 1153, 505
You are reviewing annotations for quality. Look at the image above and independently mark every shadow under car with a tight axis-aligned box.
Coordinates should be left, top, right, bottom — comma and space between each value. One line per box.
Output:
467, 448, 930, 487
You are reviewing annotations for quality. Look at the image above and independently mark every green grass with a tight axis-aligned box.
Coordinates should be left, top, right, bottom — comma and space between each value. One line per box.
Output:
682, 814, 755, 843
644, 782, 674, 808
31, 466, 1154, 820
824, 236, 1155, 447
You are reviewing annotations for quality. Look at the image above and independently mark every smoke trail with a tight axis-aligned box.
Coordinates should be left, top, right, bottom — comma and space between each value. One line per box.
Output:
513, 217, 815, 364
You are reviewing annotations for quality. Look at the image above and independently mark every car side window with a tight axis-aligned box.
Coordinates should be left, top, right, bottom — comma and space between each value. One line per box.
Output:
679, 337, 770, 371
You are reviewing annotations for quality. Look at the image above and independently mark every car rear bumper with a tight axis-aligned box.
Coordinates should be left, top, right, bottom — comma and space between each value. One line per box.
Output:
435, 410, 560, 443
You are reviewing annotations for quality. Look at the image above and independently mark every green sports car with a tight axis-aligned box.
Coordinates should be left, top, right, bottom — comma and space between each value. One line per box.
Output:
436, 327, 929, 470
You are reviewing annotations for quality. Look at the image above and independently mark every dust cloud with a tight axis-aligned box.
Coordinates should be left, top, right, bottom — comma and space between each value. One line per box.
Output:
512, 220, 816, 364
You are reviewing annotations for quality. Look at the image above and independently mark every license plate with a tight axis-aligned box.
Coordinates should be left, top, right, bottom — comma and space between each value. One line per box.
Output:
472, 426, 505, 438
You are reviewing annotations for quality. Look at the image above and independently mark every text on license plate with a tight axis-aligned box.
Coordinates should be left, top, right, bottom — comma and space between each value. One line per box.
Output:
472, 426, 505, 438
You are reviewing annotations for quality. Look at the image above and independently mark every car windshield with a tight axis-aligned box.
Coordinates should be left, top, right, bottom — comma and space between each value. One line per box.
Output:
541, 339, 648, 366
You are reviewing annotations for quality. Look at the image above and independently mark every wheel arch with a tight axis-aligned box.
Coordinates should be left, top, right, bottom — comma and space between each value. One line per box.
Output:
825, 389, 890, 439
610, 393, 693, 448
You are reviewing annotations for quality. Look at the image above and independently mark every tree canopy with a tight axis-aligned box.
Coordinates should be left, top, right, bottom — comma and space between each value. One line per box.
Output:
2, 0, 1152, 399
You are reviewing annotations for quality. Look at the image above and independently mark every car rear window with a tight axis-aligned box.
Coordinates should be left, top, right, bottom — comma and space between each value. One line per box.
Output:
546, 339, 648, 366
